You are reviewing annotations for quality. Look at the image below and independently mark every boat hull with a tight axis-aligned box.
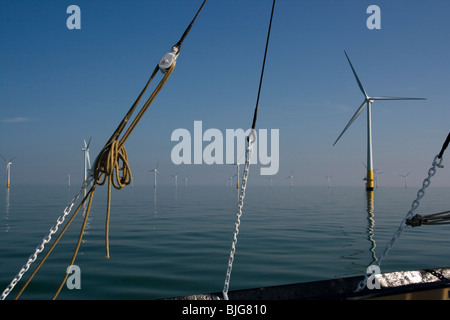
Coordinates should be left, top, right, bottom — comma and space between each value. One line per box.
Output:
166, 267, 450, 300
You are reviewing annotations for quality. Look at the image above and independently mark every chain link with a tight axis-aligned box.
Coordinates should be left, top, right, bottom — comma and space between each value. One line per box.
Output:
222, 132, 255, 300
355, 154, 444, 292
1, 175, 94, 300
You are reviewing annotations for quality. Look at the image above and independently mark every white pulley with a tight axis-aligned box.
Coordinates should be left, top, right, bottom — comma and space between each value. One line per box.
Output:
158, 47, 178, 74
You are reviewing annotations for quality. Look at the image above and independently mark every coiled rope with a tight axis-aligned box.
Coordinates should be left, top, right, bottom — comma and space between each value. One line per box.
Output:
3, 0, 206, 300
222, 0, 276, 300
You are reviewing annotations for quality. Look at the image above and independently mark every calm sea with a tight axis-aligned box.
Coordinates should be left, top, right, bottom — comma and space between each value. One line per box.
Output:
1, 184, 449, 300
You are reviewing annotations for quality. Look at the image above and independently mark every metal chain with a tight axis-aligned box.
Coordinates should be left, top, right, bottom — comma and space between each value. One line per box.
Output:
222, 131, 256, 300
355, 154, 444, 292
1, 175, 94, 300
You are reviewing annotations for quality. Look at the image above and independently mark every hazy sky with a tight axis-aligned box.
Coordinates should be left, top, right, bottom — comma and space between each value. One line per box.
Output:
1, 0, 449, 188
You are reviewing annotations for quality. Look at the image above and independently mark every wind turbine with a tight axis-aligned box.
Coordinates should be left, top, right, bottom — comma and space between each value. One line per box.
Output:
228, 163, 241, 189
150, 160, 159, 188
286, 172, 294, 188
81, 138, 92, 186
1, 156, 15, 188
172, 173, 178, 188
325, 175, 332, 188
333, 51, 425, 191
268, 177, 273, 188
374, 169, 383, 188
399, 171, 411, 188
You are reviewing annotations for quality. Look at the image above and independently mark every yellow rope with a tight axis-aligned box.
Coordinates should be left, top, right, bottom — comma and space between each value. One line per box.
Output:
14, 63, 175, 300
93, 63, 175, 258
11, 0, 206, 299
52, 186, 96, 300
14, 186, 95, 299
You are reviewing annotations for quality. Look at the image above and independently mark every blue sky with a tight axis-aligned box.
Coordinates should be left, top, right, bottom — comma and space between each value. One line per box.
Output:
0, 0, 449, 188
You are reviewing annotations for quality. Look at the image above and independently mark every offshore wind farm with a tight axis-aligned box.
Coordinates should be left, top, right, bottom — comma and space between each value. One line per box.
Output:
1, 0, 450, 304
1, 2, 448, 189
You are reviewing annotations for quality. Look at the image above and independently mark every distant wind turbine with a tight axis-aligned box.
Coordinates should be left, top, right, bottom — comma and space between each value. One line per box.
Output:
399, 171, 411, 188
82, 138, 92, 185
286, 172, 294, 188
374, 170, 383, 188
1, 156, 15, 188
333, 51, 425, 191
268, 177, 273, 188
325, 175, 332, 188
150, 160, 159, 188
172, 173, 178, 188
228, 163, 241, 189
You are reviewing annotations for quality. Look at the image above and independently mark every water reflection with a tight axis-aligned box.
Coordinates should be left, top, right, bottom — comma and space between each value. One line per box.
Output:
153, 187, 158, 217
4, 188, 10, 232
366, 191, 377, 265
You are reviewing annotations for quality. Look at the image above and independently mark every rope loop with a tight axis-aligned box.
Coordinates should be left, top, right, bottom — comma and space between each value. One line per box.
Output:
93, 140, 132, 190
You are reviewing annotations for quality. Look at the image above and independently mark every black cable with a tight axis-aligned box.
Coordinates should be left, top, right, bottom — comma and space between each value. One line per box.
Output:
174, 0, 207, 52
251, 0, 276, 131
438, 131, 450, 159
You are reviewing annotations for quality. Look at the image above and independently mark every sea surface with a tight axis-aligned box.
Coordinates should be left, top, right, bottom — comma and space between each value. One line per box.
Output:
1, 184, 450, 300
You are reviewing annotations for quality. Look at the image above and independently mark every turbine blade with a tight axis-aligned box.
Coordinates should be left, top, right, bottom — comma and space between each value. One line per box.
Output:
371, 97, 426, 101
333, 100, 367, 146
344, 51, 368, 98
0, 155, 6, 162
86, 137, 92, 149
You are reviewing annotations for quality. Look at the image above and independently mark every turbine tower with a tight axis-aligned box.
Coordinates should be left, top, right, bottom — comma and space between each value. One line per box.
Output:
228, 163, 240, 189
374, 170, 383, 188
172, 174, 178, 188
399, 171, 410, 188
325, 175, 332, 188
150, 160, 159, 188
333, 51, 425, 191
82, 138, 92, 185
1, 156, 15, 188
286, 172, 294, 188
